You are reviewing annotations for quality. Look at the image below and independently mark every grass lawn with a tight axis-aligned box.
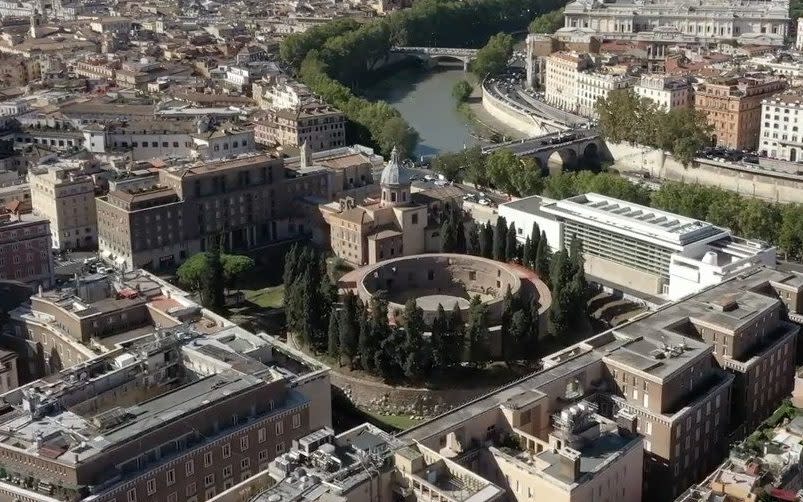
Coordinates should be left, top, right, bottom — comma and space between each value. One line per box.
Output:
366, 411, 424, 431
244, 285, 285, 308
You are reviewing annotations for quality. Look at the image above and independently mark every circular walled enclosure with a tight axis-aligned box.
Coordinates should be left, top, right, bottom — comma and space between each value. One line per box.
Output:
356, 253, 523, 325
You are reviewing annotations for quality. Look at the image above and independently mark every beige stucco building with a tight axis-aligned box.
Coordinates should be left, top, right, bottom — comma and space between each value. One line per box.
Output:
28, 159, 98, 251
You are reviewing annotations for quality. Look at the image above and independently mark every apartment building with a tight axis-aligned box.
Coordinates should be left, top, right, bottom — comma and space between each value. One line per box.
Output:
759, 92, 803, 161
544, 52, 635, 117
97, 153, 331, 270
0, 210, 53, 287
634, 74, 690, 110
695, 76, 786, 151
254, 103, 346, 152
29, 158, 98, 251
499, 193, 776, 301
563, 0, 789, 45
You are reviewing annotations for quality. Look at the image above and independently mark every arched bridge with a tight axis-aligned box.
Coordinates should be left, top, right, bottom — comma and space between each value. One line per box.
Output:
391, 46, 479, 70
483, 129, 603, 174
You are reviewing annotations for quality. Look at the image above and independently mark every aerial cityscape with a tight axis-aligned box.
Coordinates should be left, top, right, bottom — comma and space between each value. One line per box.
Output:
2, 0, 803, 500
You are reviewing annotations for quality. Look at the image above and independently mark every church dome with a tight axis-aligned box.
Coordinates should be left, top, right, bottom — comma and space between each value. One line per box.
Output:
379, 147, 412, 187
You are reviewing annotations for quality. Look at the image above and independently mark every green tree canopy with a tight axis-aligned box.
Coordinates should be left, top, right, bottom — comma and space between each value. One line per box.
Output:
452, 80, 474, 104
471, 33, 514, 78
528, 8, 564, 34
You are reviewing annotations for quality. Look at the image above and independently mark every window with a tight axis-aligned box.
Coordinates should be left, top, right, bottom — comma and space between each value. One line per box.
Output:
223, 465, 233, 478
241, 458, 250, 470
222, 443, 231, 458
258, 428, 266, 443
240, 436, 249, 451
146, 479, 156, 495
127, 488, 137, 502
186, 459, 194, 476
204, 451, 213, 467
167, 493, 177, 502
292, 414, 301, 429
259, 449, 269, 462
276, 442, 285, 454
275, 422, 284, 436
205, 474, 215, 487
166, 469, 176, 486
412, 214, 418, 224
186, 482, 196, 497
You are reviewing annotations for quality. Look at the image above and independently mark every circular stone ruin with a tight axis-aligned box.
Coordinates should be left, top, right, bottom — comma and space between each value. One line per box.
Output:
355, 253, 525, 326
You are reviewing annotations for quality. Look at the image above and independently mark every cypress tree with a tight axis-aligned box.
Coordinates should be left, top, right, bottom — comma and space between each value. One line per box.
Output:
402, 299, 428, 380
480, 221, 494, 259
453, 206, 467, 254
509, 308, 530, 363
522, 236, 532, 269
493, 215, 507, 261
466, 295, 490, 368
327, 307, 340, 361
526, 300, 541, 361
534, 231, 551, 280
440, 211, 457, 253
339, 292, 359, 368
449, 302, 465, 365
467, 223, 481, 256
505, 222, 517, 262
431, 304, 449, 369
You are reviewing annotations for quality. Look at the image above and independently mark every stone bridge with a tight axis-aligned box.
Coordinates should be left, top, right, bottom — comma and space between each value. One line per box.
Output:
391, 46, 479, 70
482, 129, 603, 173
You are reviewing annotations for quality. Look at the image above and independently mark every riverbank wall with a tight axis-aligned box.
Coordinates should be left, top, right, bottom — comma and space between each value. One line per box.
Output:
607, 142, 803, 204
481, 84, 551, 137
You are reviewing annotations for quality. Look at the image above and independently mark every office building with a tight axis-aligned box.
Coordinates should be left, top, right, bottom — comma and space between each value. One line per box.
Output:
97, 153, 331, 270
563, 0, 789, 46
634, 74, 690, 111
695, 76, 785, 151
759, 92, 803, 161
0, 210, 54, 287
498, 193, 776, 301
28, 158, 98, 251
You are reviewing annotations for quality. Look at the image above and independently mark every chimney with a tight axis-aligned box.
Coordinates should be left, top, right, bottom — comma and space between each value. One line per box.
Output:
559, 448, 582, 482
615, 409, 637, 437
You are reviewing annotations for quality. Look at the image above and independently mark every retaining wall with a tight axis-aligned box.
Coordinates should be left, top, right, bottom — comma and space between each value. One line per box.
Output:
607, 142, 803, 203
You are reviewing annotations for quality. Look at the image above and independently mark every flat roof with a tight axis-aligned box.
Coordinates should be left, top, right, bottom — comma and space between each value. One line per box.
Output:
541, 193, 726, 247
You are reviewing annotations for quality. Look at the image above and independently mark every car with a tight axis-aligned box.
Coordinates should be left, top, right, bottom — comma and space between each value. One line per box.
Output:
434, 179, 448, 187
478, 198, 491, 206
463, 193, 477, 201
423, 174, 435, 182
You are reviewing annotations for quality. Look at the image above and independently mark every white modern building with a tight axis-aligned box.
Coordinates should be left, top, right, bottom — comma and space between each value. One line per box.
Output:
633, 74, 690, 110
563, 0, 789, 46
499, 193, 776, 301
759, 92, 803, 161
544, 52, 636, 117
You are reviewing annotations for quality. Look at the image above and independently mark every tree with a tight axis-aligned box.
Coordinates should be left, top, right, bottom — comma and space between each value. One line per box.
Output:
377, 116, 419, 158
452, 80, 473, 104
361, 297, 389, 372
534, 231, 551, 279
505, 222, 518, 262
466, 296, 489, 367
522, 236, 532, 269
463, 146, 489, 188
449, 302, 465, 365
471, 33, 514, 78
529, 8, 564, 34
327, 307, 340, 360
494, 215, 507, 261
431, 304, 449, 369
176, 253, 210, 293
222, 255, 255, 290
432, 151, 464, 183
339, 292, 359, 368
480, 221, 494, 259
779, 204, 803, 260
526, 222, 540, 268
402, 298, 428, 380
501, 285, 521, 364
203, 236, 225, 312
509, 308, 530, 363
524, 300, 541, 361
467, 223, 481, 256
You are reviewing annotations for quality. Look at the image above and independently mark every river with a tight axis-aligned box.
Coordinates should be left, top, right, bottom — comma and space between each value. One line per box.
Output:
362, 65, 479, 158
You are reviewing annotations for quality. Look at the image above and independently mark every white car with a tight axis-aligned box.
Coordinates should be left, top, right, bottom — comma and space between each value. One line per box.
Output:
423, 175, 435, 182
478, 198, 491, 206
